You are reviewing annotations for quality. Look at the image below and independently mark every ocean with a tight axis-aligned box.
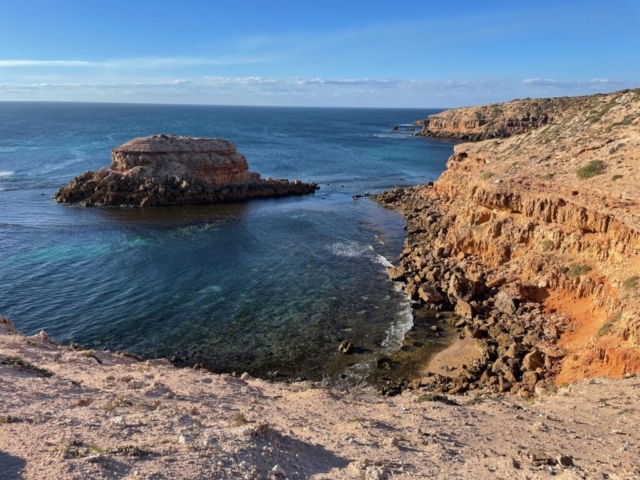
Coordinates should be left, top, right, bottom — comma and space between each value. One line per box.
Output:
0, 102, 455, 381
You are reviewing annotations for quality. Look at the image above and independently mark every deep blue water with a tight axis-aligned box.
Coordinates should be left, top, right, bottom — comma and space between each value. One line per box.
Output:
0, 103, 454, 380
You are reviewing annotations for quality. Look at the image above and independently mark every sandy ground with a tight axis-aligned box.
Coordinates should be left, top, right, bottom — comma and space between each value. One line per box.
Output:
423, 338, 483, 379
1, 319, 639, 480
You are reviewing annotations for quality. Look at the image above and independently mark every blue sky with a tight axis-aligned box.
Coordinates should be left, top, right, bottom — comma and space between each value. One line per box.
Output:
0, 0, 638, 107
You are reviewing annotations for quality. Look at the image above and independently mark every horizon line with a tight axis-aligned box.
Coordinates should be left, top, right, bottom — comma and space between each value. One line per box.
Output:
0, 99, 452, 110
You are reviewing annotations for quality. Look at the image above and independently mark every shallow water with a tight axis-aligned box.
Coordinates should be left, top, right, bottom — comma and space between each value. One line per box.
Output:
0, 103, 455, 380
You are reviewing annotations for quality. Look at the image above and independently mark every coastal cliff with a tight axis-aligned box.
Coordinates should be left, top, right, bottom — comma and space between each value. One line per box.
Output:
55, 134, 318, 206
377, 88, 640, 394
414, 92, 622, 140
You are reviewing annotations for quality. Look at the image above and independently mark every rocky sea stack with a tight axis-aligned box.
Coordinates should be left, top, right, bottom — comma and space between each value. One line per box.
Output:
54, 134, 318, 206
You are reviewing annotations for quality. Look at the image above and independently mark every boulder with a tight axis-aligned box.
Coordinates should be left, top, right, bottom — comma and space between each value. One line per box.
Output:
494, 291, 517, 314
494, 280, 523, 314
521, 371, 539, 389
418, 284, 444, 304
455, 301, 474, 319
339, 341, 354, 354
387, 266, 406, 281
448, 274, 476, 302
522, 349, 544, 371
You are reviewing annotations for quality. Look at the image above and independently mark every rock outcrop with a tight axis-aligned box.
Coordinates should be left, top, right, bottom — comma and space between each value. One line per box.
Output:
414, 92, 630, 140
377, 88, 640, 395
55, 134, 318, 206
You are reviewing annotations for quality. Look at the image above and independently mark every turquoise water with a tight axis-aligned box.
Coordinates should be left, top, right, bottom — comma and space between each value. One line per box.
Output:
0, 103, 455, 380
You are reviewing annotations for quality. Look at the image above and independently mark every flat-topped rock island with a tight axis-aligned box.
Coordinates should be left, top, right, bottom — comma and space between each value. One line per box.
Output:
54, 134, 318, 206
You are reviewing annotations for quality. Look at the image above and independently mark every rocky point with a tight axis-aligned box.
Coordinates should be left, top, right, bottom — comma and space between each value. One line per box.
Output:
54, 134, 318, 206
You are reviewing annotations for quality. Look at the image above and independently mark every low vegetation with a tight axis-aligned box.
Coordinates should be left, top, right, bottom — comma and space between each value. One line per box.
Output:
566, 263, 592, 277
228, 412, 248, 426
541, 239, 555, 252
0, 355, 53, 377
623, 276, 639, 290
598, 312, 622, 337
417, 392, 458, 406
481, 172, 495, 180
577, 160, 605, 179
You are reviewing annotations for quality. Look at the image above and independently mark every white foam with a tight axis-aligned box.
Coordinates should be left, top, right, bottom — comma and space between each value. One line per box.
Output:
326, 241, 372, 258
372, 134, 412, 139
381, 302, 414, 351
374, 253, 393, 268
328, 242, 395, 269
0, 171, 14, 178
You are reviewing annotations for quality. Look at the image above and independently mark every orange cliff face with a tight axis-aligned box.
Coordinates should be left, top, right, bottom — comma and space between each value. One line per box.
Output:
378, 88, 640, 390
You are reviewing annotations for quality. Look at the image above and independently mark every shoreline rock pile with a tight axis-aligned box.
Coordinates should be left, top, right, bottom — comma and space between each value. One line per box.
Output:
54, 134, 318, 206
376, 186, 567, 396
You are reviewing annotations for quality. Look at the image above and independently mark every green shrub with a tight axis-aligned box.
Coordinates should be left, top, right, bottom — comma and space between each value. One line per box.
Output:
417, 393, 458, 406
623, 276, 638, 290
577, 160, 604, 179
609, 143, 625, 155
612, 174, 623, 181
541, 173, 555, 180
568, 263, 592, 277
598, 313, 622, 337
541, 240, 555, 252
481, 172, 495, 180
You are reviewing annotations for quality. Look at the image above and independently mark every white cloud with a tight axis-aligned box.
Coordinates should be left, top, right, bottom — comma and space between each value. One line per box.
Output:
296, 77, 399, 86
0, 60, 101, 67
522, 78, 629, 90
0, 56, 271, 69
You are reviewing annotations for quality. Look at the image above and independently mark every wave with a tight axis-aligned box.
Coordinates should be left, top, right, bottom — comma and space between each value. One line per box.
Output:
0, 171, 14, 178
381, 302, 414, 351
374, 253, 393, 268
327, 241, 394, 268
372, 134, 413, 139
325, 241, 373, 258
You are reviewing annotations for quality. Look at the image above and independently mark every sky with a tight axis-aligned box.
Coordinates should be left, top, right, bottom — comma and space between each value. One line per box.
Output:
0, 0, 638, 108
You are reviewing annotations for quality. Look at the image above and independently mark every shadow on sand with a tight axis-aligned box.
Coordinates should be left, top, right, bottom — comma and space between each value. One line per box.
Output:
0, 451, 26, 479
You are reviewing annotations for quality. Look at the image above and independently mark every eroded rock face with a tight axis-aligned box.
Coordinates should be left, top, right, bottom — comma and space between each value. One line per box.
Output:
55, 134, 318, 206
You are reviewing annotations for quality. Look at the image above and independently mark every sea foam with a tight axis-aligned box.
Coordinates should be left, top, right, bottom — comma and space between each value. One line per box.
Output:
0, 171, 14, 178
381, 302, 414, 351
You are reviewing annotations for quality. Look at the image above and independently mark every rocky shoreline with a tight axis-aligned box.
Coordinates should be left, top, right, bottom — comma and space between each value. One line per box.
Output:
54, 134, 318, 207
374, 186, 566, 396
374, 87, 640, 396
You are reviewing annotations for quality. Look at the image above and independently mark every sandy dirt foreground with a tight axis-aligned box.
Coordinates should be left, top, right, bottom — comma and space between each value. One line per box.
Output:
1, 318, 639, 480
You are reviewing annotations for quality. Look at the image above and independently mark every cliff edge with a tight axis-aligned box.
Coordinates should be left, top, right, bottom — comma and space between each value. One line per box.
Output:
377, 88, 640, 394
55, 134, 318, 206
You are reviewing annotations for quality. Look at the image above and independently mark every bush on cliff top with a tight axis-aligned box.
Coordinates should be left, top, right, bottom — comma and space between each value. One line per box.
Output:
577, 160, 604, 179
